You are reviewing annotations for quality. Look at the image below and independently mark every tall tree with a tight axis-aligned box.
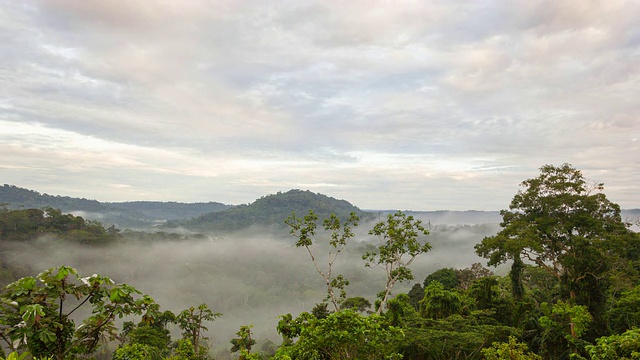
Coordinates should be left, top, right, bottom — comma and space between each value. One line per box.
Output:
475, 164, 637, 335
285, 210, 359, 311
363, 211, 431, 315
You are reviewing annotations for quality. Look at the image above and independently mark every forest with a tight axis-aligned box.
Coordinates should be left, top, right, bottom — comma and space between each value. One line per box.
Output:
0, 164, 639, 360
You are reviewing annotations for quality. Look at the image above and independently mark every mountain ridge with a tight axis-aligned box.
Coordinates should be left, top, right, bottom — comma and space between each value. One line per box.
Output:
3, 184, 638, 230
170, 189, 375, 232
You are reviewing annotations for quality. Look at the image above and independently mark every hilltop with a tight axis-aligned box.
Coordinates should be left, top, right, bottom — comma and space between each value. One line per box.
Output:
170, 189, 375, 232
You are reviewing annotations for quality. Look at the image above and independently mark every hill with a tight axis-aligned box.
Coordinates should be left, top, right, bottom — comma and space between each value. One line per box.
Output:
0, 185, 230, 228
0, 184, 107, 212
171, 189, 375, 232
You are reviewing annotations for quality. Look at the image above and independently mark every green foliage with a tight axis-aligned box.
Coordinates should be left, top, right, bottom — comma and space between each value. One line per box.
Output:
406, 283, 424, 310
538, 301, 592, 359
0, 352, 29, 360
112, 343, 162, 360
397, 315, 519, 360
424, 267, 459, 290
420, 281, 462, 320
585, 328, 640, 360
127, 323, 172, 356
455, 262, 494, 290
482, 336, 542, 360
311, 303, 331, 319
0, 207, 116, 244
183, 189, 373, 231
475, 164, 636, 337
273, 309, 403, 360
608, 285, 640, 334
364, 210, 431, 314
469, 277, 500, 310
166, 339, 196, 360
0, 352, 53, 360
521, 264, 561, 305
386, 293, 420, 327
0, 266, 157, 360
340, 296, 372, 313
230, 325, 257, 359
176, 304, 221, 357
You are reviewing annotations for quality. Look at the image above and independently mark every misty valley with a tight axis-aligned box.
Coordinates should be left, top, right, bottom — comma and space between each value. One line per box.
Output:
1, 165, 640, 360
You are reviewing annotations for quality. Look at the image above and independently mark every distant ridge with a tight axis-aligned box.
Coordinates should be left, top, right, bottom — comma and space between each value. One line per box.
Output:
0, 184, 107, 212
3, 184, 637, 230
171, 189, 375, 232
0, 184, 230, 228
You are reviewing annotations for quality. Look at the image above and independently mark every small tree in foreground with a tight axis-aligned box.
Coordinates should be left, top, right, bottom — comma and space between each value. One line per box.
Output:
0, 265, 157, 360
363, 211, 431, 314
176, 303, 221, 359
285, 210, 359, 311
230, 325, 258, 360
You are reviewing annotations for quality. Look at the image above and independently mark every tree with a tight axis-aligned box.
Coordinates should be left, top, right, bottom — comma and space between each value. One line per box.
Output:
0, 208, 117, 244
311, 303, 331, 319
607, 284, 640, 334
455, 262, 494, 290
166, 339, 196, 360
230, 325, 257, 360
475, 164, 636, 335
285, 210, 359, 311
123, 310, 175, 358
273, 309, 403, 360
386, 293, 420, 327
363, 211, 431, 314
406, 283, 424, 311
482, 336, 542, 360
0, 265, 157, 360
113, 343, 162, 360
176, 304, 221, 358
340, 296, 372, 313
585, 328, 640, 360
468, 276, 499, 310
420, 281, 462, 320
538, 301, 592, 359
276, 312, 309, 346
423, 267, 459, 290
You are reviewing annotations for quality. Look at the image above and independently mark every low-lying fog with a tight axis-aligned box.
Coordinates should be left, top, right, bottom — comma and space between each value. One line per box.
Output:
2, 219, 501, 353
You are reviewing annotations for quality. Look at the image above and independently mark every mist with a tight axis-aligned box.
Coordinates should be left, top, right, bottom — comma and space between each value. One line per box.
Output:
1, 218, 500, 353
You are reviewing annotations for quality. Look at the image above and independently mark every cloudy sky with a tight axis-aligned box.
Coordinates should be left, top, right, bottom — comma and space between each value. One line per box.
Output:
1, 1, 639, 210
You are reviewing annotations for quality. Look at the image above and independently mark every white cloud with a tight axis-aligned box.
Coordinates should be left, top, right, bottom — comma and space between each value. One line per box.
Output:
1, 0, 639, 210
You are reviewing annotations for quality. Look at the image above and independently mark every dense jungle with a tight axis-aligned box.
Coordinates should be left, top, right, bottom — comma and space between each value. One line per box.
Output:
1, 164, 639, 360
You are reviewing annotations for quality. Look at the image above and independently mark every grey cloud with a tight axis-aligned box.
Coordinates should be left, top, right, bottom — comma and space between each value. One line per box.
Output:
1, 1, 639, 210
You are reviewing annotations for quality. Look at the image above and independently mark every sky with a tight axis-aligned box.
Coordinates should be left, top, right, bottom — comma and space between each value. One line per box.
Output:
1, 0, 639, 211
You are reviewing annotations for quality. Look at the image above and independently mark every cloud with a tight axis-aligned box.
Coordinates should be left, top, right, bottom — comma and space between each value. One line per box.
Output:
1, 1, 639, 210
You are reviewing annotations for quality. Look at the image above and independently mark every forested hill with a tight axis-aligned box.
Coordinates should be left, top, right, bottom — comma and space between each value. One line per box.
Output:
0, 185, 230, 228
170, 189, 375, 232
0, 184, 107, 212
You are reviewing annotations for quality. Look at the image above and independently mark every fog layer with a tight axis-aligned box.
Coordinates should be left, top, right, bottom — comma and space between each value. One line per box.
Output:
3, 221, 499, 348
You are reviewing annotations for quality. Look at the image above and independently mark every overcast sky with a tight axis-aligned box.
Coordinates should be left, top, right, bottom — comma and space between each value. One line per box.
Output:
1, 1, 639, 210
